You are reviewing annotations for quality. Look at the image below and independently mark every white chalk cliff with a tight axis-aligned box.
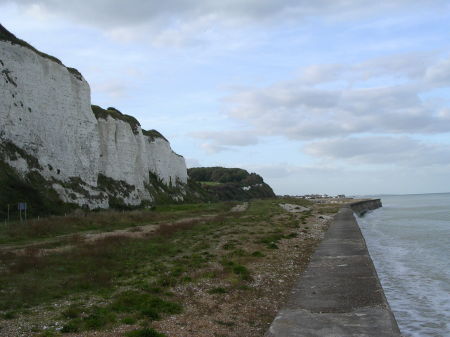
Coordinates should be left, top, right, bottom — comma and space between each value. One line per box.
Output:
0, 26, 188, 208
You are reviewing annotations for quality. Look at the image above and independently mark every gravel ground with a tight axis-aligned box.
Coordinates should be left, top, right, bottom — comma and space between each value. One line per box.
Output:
151, 212, 330, 337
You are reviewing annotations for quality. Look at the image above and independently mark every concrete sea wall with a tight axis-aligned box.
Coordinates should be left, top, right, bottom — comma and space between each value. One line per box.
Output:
266, 200, 401, 337
350, 198, 382, 216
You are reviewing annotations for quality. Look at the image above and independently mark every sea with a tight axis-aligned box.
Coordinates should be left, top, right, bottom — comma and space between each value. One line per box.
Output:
356, 193, 450, 337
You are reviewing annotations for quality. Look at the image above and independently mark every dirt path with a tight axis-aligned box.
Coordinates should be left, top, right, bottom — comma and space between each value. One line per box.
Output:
279, 203, 310, 213
230, 202, 249, 212
0, 214, 217, 255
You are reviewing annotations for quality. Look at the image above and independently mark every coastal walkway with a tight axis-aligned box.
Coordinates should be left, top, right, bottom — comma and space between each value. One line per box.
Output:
266, 205, 401, 337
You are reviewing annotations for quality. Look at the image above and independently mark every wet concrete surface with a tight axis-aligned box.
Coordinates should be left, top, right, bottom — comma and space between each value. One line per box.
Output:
266, 205, 401, 337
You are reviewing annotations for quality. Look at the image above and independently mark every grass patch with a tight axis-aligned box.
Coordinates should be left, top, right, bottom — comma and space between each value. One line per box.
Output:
214, 320, 236, 327
61, 321, 80, 333
59, 292, 180, 333
251, 251, 265, 257
61, 304, 83, 319
153, 202, 231, 213
110, 290, 182, 319
259, 234, 285, 249
199, 181, 222, 186
259, 231, 299, 249
220, 260, 252, 281
208, 287, 228, 294
1, 310, 16, 319
76, 306, 116, 330
126, 328, 167, 337
36, 330, 58, 337
121, 316, 137, 325
232, 264, 252, 281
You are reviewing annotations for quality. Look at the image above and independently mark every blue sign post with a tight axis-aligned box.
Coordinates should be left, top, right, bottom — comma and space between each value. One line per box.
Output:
18, 202, 27, 222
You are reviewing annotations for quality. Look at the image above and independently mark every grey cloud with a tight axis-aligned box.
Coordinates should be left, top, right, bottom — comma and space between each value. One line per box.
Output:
246, 164, 343, 180
304, 136, 450, 166
185, 157, 201, 168
353, 52, 433, 80
226, 53, 450, 140
2, 0, 417, 25
425, 57, 450, 87
92, 80, 129, 99
250, 165, 293, 179
190, 130, 259, 153
2, 0, 442, 44
291, 53, 436, 87
200, 143, 229, 154
438, 108, 450, 119
191, 130, 258, 146
340, 86, 420, 113
298, 64, 344, 85
228, 85, 449, 139
228, 86, 341, 138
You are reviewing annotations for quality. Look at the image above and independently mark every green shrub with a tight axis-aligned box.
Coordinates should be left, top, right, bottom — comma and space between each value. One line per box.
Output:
82, 306, 116, 329
142, 129, 168, 142
110, 291, 182, 319
0, 160, 75, 219
36, 330, 58, 337
140, 306, 160, 320
251, 251, 265, 257
91, 105, 140, 134
61, 320, 81, 333
61, 306, 116, 332
232, 265, 252, 281
259, 234, 285, 249
62, 305, 82, 319
126, 328, 167, 337
208, 287, 228, 294
1, 311, 16, 319
121, 316, 137, 325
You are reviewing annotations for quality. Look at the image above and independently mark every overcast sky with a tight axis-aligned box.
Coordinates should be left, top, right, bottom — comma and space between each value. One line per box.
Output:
1, 0, 449, 196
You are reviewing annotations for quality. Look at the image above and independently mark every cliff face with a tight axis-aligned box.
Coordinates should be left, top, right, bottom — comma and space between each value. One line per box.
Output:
0, 26, 187, 211
96, 114, 188, 204
0, 37, 100, 186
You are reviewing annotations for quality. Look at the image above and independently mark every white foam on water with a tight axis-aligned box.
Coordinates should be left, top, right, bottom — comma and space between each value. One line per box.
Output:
357, 193, 450, 337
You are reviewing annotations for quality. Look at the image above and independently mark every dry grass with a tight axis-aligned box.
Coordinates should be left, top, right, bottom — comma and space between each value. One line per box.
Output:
0, 203, 231, 246
153, 218, 203, 238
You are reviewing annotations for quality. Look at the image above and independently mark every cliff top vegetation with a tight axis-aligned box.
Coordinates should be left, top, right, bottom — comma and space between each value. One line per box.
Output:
188, 167, 264, 185
91, 105, 168, 141
91, 105, 141, 135
0, 23, 83, 79
142, 129, 168, 142
188, 167, 275, 201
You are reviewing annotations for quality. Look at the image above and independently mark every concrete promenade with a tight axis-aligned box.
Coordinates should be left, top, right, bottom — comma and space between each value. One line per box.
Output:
266, 205, 401, 337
